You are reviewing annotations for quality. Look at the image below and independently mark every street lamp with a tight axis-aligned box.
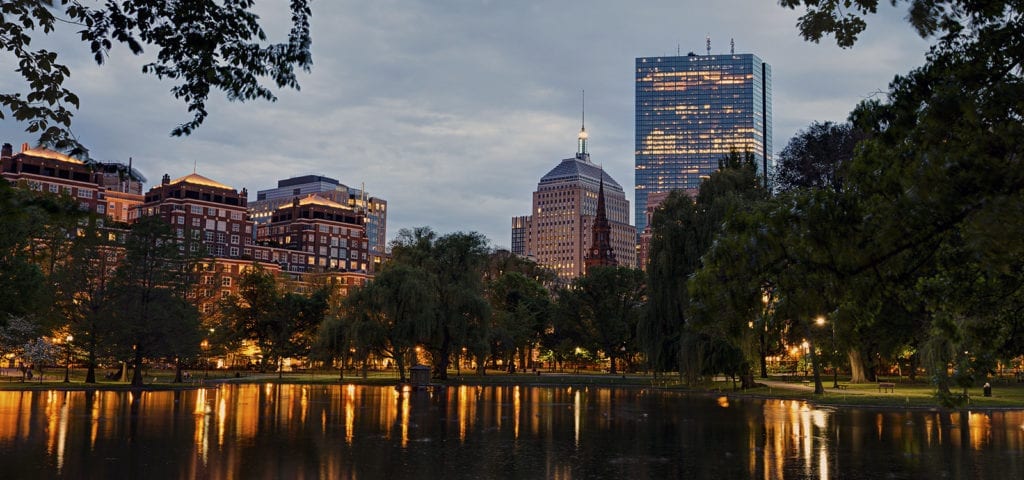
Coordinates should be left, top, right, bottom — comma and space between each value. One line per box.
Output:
200, 339, 210, 379
63, 334, 74, 383
816, 316, 839, 389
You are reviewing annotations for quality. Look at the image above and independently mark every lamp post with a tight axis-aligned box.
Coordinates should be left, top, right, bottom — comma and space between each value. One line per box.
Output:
200, 339, 210, 379
816, 316, 839, 389
63, 334, 73, 383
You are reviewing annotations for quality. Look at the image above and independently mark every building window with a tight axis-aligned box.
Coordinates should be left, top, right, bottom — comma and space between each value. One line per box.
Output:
97, 205, 105, 214
230, 247, 239, 257
192, 205, 203, 214
49, 184, 58, 193
230, 235, 239, 245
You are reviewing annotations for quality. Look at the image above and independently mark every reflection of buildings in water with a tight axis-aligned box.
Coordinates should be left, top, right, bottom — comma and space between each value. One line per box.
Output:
3, 386, 1024, 478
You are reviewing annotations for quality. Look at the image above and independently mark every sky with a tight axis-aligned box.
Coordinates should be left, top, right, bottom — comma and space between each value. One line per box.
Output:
0, 1, 933, 250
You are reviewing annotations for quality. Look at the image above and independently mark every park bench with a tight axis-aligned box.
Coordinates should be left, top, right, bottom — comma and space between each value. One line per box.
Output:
878, 382, 896, 393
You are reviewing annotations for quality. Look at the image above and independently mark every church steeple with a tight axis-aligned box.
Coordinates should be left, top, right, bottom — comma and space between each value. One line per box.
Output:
585, 167, 617, 273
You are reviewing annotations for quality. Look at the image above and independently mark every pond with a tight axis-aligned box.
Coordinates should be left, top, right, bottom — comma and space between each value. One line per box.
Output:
0, 384, 1022, 479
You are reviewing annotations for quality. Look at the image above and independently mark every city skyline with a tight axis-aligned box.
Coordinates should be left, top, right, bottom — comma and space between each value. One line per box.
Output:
0, 1, 931, 249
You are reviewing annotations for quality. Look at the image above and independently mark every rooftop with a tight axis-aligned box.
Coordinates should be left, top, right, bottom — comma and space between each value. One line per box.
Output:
170, 173, 234, 191
538, 154, 623, 192
20, 146, 85, 165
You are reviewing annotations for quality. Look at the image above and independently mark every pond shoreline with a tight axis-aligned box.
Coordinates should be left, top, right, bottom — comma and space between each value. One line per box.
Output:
4, 371, 1023, 412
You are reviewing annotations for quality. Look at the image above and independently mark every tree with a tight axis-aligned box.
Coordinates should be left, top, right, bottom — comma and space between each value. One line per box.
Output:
58, 220, 119, 383
0, 179, 84, 323
774, 0, 1024, 403
343, 264, 434, 381
106, 215, 199, 387
642, 152, 767, 384
565, 266, 645, 375
389, 227, 492, 379
220, 264, 326, 376
486, 271, 551, 373
0, 316, 39, 380
1, 0, 313, 152
268, 289, 328, 376
638, 191, 697, 374
218, 263, 280, 373
772, 121, 864, 193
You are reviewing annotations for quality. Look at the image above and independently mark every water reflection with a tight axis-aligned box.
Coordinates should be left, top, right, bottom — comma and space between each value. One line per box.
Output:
1, 386, 1023, 479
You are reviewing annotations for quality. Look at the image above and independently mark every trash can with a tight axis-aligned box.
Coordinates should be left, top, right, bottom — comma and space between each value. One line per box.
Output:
410, 364, 431, 388
983, 382, 992, 397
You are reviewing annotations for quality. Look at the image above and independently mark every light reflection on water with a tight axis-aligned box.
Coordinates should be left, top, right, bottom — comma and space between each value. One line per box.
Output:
0, 385, 1022, 479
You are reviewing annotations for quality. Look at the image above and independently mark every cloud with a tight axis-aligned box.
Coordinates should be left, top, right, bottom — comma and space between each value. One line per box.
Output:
0, 0, 934, 248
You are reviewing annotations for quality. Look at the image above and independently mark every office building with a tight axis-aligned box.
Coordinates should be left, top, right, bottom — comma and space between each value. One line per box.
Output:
1, 143, 109, 216
514, 124, 636, 282
256, 195, 369, 272
635, 51, 771, 235
250, 175, 387, 272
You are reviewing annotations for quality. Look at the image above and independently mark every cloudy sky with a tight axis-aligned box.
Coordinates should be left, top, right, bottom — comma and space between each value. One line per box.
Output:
0, 1, 933, 249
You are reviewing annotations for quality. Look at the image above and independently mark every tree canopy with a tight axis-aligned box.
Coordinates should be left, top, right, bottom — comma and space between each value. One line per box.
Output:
1, 0, 312, 152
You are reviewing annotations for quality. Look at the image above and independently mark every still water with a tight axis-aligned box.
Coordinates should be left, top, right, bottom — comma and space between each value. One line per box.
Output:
1, 384, 1022, 479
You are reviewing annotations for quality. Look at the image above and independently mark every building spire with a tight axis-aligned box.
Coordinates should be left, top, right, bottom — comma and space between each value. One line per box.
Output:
584, 165, 617, 273
577, 90, 588, 157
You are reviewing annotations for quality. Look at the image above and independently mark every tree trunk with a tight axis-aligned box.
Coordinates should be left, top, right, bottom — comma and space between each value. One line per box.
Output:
396, 355, 406, 383
338, 357, 344, 381
131, 348, 144, 387
174, 357, 183, 383
759, 331, 769, 378
848, 349, 873, 383
85, 341, 97, 384
807, 339, 824, 394
609, 354, 618, 375
435, 327, 451, 380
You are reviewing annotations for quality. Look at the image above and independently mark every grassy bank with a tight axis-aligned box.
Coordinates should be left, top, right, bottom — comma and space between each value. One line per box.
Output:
4, 367, 1023, 410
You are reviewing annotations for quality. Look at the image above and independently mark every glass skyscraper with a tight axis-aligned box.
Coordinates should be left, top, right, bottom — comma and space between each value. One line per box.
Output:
634, 53, 772, 235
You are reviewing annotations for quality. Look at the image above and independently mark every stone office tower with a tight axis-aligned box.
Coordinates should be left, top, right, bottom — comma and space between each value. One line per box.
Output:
513, 121, 636, 283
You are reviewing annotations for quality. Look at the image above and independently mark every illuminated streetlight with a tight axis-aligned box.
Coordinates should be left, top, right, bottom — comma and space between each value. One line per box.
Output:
63, 334, 74, 383
200, 339, 210, 379
816, 315, 839, 389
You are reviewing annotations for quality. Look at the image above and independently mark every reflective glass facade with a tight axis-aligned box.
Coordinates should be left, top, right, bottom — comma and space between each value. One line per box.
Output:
634, 53, 772, 234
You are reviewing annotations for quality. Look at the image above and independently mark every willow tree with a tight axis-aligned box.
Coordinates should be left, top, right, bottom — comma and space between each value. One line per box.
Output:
642, 152, 766, 384
344, 264, 434, 382
390, 228, 491, 379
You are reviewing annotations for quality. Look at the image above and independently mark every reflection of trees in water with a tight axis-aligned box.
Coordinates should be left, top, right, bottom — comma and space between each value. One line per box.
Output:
0, 387, 1022, 479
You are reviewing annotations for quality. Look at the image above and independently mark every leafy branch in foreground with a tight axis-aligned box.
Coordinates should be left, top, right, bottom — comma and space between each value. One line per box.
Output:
1, 0, 313, 153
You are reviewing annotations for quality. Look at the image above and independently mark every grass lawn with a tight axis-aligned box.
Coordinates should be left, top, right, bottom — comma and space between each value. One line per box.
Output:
4, 367, 1023, 410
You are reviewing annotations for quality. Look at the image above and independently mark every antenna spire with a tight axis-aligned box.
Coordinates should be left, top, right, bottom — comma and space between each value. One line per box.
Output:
730, 38, 735, 54
706, 34, 711, 55
577, 90, 588, 157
